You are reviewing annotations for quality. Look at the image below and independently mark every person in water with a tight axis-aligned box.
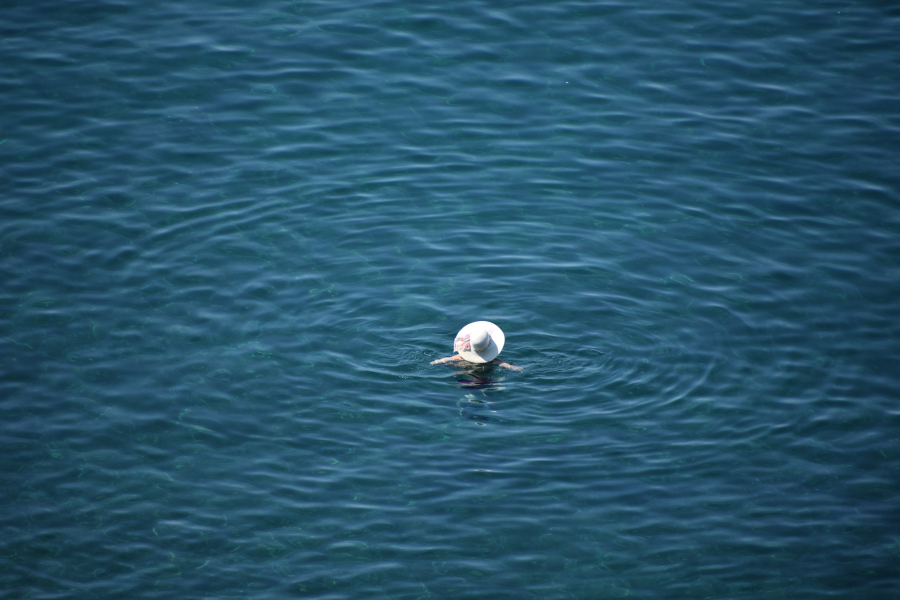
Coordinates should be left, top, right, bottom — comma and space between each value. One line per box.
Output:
431, 321, 523, 371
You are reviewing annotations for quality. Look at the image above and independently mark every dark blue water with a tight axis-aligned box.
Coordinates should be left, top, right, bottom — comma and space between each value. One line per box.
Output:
2, 0, 899, 598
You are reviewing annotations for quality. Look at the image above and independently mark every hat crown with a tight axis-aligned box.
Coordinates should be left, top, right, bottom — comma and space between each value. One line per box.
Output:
470, 327, 490, 351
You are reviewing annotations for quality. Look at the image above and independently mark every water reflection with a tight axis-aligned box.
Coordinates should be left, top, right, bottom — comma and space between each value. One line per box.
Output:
451, 363, 510, 424
456, 391, 510, 425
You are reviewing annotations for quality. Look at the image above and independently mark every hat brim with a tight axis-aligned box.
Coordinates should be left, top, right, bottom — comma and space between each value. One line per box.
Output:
454, 321, 505, 363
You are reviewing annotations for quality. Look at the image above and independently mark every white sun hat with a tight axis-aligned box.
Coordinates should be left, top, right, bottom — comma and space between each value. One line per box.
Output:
453, 321, 505, 363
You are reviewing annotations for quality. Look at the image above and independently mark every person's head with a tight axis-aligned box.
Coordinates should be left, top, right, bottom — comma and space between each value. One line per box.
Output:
453, 321, 505, 363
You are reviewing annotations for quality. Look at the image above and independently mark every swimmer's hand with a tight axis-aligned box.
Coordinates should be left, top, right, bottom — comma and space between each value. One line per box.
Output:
431, 355, 462, 365
494, 359, 523, 372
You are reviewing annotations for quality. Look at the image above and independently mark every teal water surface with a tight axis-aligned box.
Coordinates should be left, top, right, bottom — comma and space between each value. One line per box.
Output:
2, 0, 899, 598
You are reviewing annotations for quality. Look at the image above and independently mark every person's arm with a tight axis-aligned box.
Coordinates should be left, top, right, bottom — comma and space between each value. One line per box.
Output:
431, 355, 463, 365
492, 358, 523, 372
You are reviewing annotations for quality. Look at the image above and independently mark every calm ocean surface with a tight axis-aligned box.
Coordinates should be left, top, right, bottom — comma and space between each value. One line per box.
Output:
2, 0, 899, 598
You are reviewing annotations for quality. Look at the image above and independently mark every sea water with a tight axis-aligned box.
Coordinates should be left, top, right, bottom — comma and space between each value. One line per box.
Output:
2, 0, 899, 598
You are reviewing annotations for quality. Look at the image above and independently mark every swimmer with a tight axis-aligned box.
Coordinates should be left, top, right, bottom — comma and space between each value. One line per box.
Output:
430, 321, 523, 372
